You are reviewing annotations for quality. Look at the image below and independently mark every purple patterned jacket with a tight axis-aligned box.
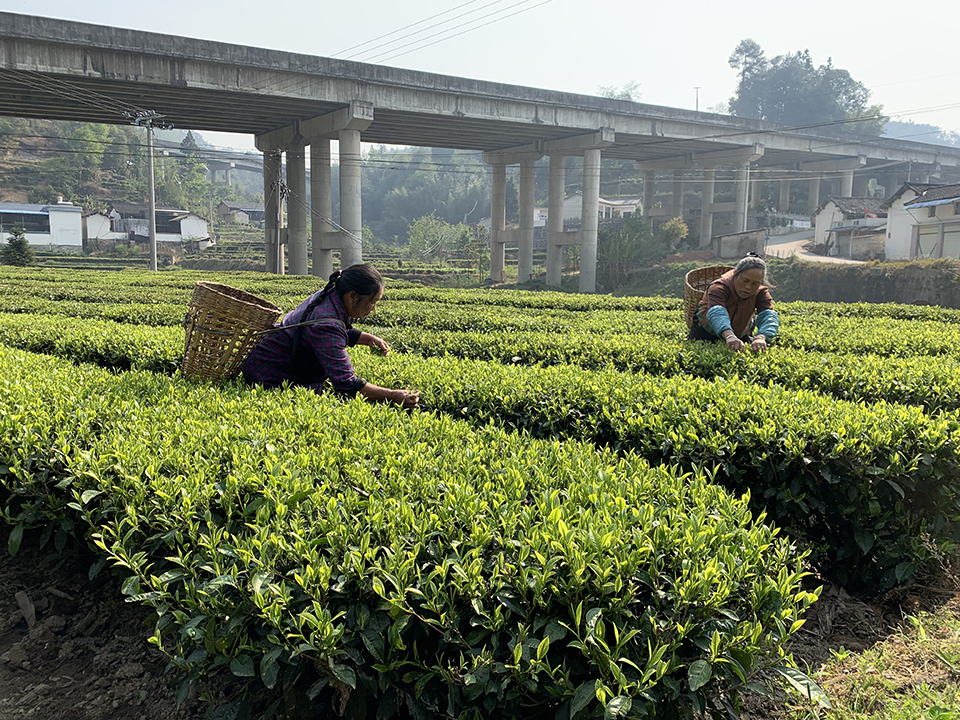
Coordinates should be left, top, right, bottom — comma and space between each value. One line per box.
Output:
241, 289, 366, 395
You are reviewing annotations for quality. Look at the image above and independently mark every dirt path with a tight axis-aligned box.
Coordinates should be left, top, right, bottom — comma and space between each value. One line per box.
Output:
0, 536, 206, 720
765, 230, 866, 264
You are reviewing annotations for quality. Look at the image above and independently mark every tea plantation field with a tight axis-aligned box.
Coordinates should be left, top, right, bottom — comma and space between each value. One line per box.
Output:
1, 266, 957, 720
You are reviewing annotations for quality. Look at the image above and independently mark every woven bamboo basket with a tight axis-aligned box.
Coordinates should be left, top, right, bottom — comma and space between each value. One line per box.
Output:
181, 282, 282, 382
684, 265, 733, 330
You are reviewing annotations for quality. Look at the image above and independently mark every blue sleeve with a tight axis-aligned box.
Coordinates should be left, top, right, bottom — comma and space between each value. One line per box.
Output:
754, 309, 779, 340
705, 305, 733, 337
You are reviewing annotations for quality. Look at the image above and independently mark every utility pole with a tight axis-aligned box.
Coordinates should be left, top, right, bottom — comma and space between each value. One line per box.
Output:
128, 110, 172, 271
694, 87, 701, 112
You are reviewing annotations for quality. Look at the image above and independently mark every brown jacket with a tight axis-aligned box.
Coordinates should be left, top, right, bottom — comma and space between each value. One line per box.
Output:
698, 270, 774, 338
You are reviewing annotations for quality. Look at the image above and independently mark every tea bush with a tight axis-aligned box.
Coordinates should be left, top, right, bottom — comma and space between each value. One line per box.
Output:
0, 346, 815, 720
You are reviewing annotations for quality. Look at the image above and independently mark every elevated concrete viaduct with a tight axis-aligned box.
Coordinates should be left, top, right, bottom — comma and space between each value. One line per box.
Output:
2, 12, 959, 289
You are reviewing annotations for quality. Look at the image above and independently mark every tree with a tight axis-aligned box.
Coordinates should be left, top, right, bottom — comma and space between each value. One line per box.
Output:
406, 213, 462, 261
727, 41, 885, 135
597, 81, 641, 102
659, 216, 689, 252
596, 215, 662, 291
727, 39, 767, 121
0, 227, 35, 266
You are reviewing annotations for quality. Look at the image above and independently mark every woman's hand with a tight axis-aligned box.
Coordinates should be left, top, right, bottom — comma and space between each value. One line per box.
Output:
360, 332, 391, 356
724, 332, 745, 353
395, 389, 419, 409
359, 384, 419, 409
750, 335, 768, 353
371, 336, 391, 356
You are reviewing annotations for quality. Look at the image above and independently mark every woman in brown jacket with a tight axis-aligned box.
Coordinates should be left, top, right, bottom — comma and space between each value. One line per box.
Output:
688, 254, 779, 353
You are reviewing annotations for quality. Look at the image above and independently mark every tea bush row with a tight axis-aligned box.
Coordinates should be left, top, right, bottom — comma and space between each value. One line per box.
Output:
7, 266, 960, 324
375, 326, 960, 413
4, 309, 960, 415
0, 345, 813, 720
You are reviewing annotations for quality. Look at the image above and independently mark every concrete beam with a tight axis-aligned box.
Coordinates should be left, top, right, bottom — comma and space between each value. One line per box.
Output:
481, 144, 543, 165
5, 14, 960, 173
255, 101, 374, 150
799, 155, 866, 172
636, 143, 764, 170
707, 202, 737, 213
542, 128, 615, 155
549, 230, 583, 246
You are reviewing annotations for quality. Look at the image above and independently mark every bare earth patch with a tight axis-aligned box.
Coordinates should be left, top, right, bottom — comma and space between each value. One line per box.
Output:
0, 536, 205, 720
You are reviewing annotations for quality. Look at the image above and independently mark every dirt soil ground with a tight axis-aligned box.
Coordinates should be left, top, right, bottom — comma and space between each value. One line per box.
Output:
0, 536, 206, 720
1, 533, 957, 720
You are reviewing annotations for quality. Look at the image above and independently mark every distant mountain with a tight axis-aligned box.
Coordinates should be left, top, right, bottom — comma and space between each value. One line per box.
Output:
883, 120, 960, 148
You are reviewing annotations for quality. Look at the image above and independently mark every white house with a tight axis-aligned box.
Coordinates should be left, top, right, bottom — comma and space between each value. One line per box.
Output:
0, 200, 83, 252
84, 203, 212, 251
562, 195, 641, 222
881, 183, 960, 260
812, 197, 886, 259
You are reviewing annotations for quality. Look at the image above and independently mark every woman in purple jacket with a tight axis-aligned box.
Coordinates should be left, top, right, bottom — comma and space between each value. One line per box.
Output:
242, 264, 418, 409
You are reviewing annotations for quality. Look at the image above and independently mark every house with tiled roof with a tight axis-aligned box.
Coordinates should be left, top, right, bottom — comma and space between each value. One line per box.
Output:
216, 200, 264, 225
882, 183, 960, 259
83, 203, 211, 252
812, 196, 887, 259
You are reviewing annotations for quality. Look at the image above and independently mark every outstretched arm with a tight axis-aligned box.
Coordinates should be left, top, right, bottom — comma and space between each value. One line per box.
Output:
359, 383, 419, 409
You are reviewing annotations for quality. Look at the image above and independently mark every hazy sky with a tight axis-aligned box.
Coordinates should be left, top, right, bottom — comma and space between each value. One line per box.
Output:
3, 0, 959, 151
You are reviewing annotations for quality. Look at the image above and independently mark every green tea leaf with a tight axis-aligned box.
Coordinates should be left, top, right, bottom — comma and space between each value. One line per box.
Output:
774, 666, 832, 708
687, 659, 712, 691
570, 680, 596, 718
331, 663, 357, 689
230, 654, 256, 677
7, 523, 23, 557
603, 696, 631, 720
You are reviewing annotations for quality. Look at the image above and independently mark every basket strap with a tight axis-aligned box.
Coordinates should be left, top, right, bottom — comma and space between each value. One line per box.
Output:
257, 317, 346, 334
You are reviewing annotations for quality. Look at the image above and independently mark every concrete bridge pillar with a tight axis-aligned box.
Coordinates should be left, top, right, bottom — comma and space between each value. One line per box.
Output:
735, 161, 751, 233
518, 158, 536, 282
310, 138, 333, 279
779, 179, 791, 213
286, 146, 308, 275
853, 174, 869, 197
263, 149, 282, 274
809, 176, 821, 212
750, 175, 762, 210
490, 162, 507, 283
546, 153, 565, 287
339, 128, 363, 269
672, 170, 684, 219
877, 173, 899, 198
841, 170, 854, 197
642, 170, 656, 227
257, 101, 373, 275
580, 147, 601, 293
700, 168, 715, 248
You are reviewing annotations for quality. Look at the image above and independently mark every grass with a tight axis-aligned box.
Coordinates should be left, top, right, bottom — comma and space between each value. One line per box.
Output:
778, 594, 960, 719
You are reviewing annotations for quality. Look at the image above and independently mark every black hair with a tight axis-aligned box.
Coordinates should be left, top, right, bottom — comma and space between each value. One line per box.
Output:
291, 264, 384, 359
299, 264, 384, 317
331, 263, 384, 301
